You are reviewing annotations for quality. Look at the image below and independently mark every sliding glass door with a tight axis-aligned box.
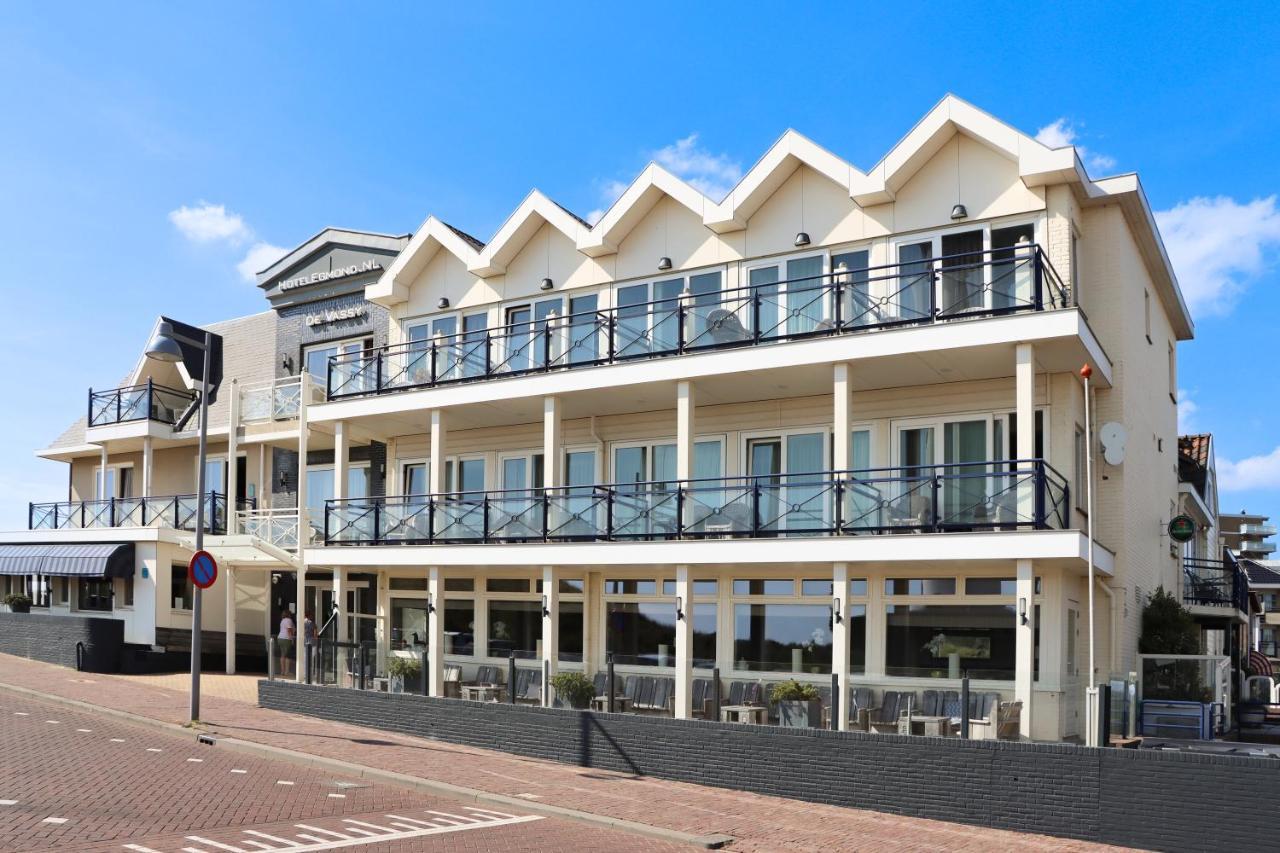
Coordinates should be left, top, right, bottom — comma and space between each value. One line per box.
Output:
747, 255, 828, 340
746, 432, 826, 534
893, 418, 992, 528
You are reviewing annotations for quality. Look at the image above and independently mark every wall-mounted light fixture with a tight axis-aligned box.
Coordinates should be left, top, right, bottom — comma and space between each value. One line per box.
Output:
280, 353, 294, 374
833, 597, 842, 624
427, 593, 436, 614
794, 231, 811, 247
541, 594, 550, 618
540, 277, 554, 291
437, 297, 450, 309
1019, 597, 1029, 626
676, 596, 684, 621
658, 256, 673, 271
950, 203, 968, 220
278, 469, 288, 490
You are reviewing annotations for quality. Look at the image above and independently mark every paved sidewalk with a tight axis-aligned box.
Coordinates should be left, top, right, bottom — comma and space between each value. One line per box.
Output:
0, 655, 1127, 852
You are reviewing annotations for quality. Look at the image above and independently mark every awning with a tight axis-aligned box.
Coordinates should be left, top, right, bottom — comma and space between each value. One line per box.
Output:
0, 543, 135, 578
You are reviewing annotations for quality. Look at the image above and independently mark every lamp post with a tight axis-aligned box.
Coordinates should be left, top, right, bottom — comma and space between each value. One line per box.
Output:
1081, 363, 1098, 745
145, 321, 213, 724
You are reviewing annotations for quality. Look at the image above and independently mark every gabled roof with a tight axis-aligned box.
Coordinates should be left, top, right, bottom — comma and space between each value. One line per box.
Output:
578, 164, 711, 257
254, 227, 411, 287
366, 216, 485, 305
1242, 560, 1280, 588
470, 190, 591, 277
1179, 434, 1212, 469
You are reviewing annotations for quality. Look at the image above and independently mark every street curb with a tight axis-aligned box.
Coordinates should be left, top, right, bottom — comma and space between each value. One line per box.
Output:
0, 681, 733, 849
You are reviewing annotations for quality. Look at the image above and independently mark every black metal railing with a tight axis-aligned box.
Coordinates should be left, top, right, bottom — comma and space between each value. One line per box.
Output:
327, 244, 1069, 399
28, 492, 254, 535
1183, 553, 1248, 611
87, 379, 196, 427
324, 459, 1068, 546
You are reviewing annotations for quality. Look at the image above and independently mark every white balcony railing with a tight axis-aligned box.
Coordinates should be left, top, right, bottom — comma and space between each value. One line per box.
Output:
239, 375, 321, 424
236, 508, 307, 552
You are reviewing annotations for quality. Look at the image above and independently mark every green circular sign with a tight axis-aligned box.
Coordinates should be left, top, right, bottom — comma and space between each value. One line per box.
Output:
1169, 514, 1196, 543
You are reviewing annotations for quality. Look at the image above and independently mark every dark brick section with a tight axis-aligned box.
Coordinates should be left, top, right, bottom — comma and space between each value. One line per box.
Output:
0, 611, 122, 672
260, 680, 1280, 851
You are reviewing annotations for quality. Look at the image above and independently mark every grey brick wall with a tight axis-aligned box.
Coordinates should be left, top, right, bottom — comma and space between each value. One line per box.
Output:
0, 611, 123, 672
258, 680, 1279, 851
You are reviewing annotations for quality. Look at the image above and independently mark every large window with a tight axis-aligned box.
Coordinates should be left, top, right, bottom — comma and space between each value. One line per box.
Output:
605, 602, 715, 668
390, 598, 428, 650
444, 600, 474, 656
485, 598, 581, 662
733, 603, 832, 674
77, 578, 113, 612
884, 604, 1016, 680
306, 337, 371, 384
171, 564, 193, 611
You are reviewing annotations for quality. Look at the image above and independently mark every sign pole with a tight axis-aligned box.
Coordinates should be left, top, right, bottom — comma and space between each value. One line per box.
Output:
190, 330, 212, 724
1081, 364, 1098, 745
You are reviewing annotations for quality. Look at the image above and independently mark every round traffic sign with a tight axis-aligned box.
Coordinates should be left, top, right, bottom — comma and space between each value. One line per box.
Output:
189, 550, 218, 590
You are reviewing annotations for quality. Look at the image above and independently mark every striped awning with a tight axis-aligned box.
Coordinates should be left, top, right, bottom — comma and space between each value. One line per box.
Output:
0, 543, 134, 578
1249, 649, 1274, 678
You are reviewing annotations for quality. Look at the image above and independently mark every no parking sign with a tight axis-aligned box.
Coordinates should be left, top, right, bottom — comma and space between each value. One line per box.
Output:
188, 550, 218, 590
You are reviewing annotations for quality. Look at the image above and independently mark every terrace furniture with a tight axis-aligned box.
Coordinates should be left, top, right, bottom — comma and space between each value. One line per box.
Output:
461, 684, 501, 703
590, 695, 632, 712
969, 700, 1022, 740
705, 309, 751, 346
721, 705, 768, 725
628, 676, 675, 714
466, 665, 504, 687
921, 689, 943, 716
443, 663, 462, 698
513, 667, 543, 704
869, 691, 917, 733
897, 715, 952, 736
691, 677, 716, 718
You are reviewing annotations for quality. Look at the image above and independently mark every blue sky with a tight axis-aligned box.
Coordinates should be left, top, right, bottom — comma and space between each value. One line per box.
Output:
0, 2, 1278, 532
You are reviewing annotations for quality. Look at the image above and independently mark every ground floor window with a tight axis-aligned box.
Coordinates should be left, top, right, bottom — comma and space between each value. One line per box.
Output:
170, 564, 193, 611
27, 575, 50, 608
884, 604, 1016, 679
605, 602, 716, 668
445, 599, 474, 656
390, 598, 428, 650
849, 604, 867, 674
485, 599, 581, 661
77, 578, 113, 612
733, 603, 832, 674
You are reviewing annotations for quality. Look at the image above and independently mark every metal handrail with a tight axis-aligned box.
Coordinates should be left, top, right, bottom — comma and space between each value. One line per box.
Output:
323, 459, 1069, 545
327, 245, 1070, 399
28, 492, 254, 534
87, 379, 197, 427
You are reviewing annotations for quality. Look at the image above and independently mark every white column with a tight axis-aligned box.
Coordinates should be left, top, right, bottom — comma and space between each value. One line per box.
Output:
831, 562, 850, 731
297, 373, 311, 539
294, 565, 307, 683
142, 436, 154, 497
1016, 343, 1036, 522
832, 364, 851, 472
333, 420, 348, 501
333, 568, 347, 643
375, 571, 388, 676
98, 444, 108, 499
676, 382, 695, 480
429, 410, 446, 494
227, 379, 240, 532
1015, 558, 1035, 739
542, 566, 559, 706
543, 397, 562, 488
224, 566, 237, 674
427, 566, 444, 696
673, 565, 694, 719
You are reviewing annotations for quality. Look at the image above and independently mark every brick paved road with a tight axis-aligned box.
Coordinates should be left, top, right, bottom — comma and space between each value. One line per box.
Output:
0, 692, 693, 852
0, 655, 1132, 852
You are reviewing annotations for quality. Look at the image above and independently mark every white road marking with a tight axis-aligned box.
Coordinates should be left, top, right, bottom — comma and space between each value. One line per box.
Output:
42, 817, 69, 824
230, 769, 247, 774
111, 738, 126, 743
146, 747, 163, 753
187, 758, 204, 763
242, 829, 297, 844
77, 728, 93, 733
45, 720, 60, 724
123, 845, 165, 852
276, 780, 294, 786
0, 800, 17, 806
292, 825, 347, 839
183, 836, 246, 852
326, 794, 345, 799
13, 712, 29, 716
240, 843, 276, 852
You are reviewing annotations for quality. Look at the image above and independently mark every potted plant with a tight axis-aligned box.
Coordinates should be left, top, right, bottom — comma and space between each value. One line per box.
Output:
550, 671, 595, 710
3, 593, 31, 614
770, 680, 822, 728
387, 655, 421, 694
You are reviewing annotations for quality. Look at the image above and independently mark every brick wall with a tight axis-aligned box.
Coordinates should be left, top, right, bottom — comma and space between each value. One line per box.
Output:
259, 680, 1278, 850
0, 611, 123, 672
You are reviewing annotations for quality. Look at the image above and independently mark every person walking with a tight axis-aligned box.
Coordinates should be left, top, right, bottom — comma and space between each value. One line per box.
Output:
301, 610, 318, 681
277, 607, 296, 677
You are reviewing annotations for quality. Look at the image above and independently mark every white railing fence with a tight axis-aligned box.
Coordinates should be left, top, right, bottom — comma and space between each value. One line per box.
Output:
236, 508, 308, 552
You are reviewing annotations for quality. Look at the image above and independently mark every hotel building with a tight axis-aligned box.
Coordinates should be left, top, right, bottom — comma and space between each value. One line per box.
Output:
1, 96, 1196, 741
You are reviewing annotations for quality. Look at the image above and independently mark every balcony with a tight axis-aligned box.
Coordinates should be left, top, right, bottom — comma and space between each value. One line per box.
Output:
326, 245, 1068, 400
322, 459, 1068, 546
239, 375, 322, 424
1240, 523, 1277, 537
1183, 556, 1248, 612
87, 380, 195, 428
1239, 539, 1276, 554
28, 493, 253, 536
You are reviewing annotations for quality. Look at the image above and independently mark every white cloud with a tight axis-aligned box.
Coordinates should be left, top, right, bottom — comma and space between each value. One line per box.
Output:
236, 241, 288, 283
168, 201, 250, 244
1177, 388, 1199, 433
586, 179, 630, 225
1219, 446, 1280, 493
652, 133, 742, 200
1155, 195, 1280, 317
1034, 118, 1116, 173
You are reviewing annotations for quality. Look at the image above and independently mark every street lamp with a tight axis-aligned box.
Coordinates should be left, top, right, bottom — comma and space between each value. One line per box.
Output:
145, 320, 213, 723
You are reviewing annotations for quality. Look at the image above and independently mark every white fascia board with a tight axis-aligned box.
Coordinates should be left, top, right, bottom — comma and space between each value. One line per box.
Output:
367, 216, 482, 307
578, 165, 709, 257
1178, 482, 1215, 523
255, 227, 409, 286
308, 308, 1111, 424
36, 444, 99, 461
706, 129, 859, 233
471, 191, 586, 276
303, 530, 1107, 572
0, 527, 187, 545
85, 419, 176, 444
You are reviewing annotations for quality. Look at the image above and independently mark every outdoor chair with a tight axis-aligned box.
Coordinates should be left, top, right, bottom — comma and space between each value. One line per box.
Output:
870, 691, 916, 731
921, 689, 943, 717
443, 664, 462, 698
705, 309, 751, 346
467, 665, 503, 687
969, 700, 1022, 740
514, 668, 542, 704
633, 677, 674, 714
691, 677, 716, 718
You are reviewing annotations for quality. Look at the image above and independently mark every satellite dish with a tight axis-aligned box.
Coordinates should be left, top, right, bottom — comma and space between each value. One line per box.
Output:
1100, 422, 1127, 466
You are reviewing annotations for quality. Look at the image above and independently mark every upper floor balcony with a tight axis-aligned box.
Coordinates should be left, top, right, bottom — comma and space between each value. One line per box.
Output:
324, 245, 1071, 402
87, 380, 195, 429
321, 458, 1069, 547
1183, 555, 1248, 613
28, 492, 252, 536
1240, 523, 1277, 537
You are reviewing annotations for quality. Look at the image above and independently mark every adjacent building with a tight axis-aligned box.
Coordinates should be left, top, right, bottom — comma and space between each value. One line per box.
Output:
1221, 511, 1277, 561
1, 95, 1199, 742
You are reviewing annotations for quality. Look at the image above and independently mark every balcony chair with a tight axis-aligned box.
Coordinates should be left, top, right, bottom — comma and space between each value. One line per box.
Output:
887, 494, 932, 531
969, 700, 1022, 740
705, 309, 751, 346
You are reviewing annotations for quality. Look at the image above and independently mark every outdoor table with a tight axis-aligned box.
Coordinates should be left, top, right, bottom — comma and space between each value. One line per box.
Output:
721, 704, 768, 724
590, 695, 632, 712
461, 684, 501, 703
897, 715, 953, 736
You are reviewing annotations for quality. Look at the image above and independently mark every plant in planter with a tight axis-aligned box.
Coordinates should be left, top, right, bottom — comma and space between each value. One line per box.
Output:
386, 656, 422, 694
769, 679, 822, 728
3, 593, 32, 614
550, 671, 595, 710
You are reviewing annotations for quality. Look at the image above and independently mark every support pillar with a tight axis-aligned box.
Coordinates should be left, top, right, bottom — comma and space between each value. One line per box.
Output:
832, 364, 851, 473
429, 410, 446, 494
1015, 558, 1035, 739
297, 373, 311, 541
333, 420, 348, 501
543, 397, 562, 488
674, 565, 694, 719
142, 436, 154, 497
224, 566, 237, 674
831, 562, 850, 731
1015, 343, 1036, 522
98, 444, 108, 499
542, 566, 559, 706
294, 565, 307, 683
227, 378, 240, 532
333, 568, 347, 643
676, 382, 695, 480
427, 566, 444, 697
